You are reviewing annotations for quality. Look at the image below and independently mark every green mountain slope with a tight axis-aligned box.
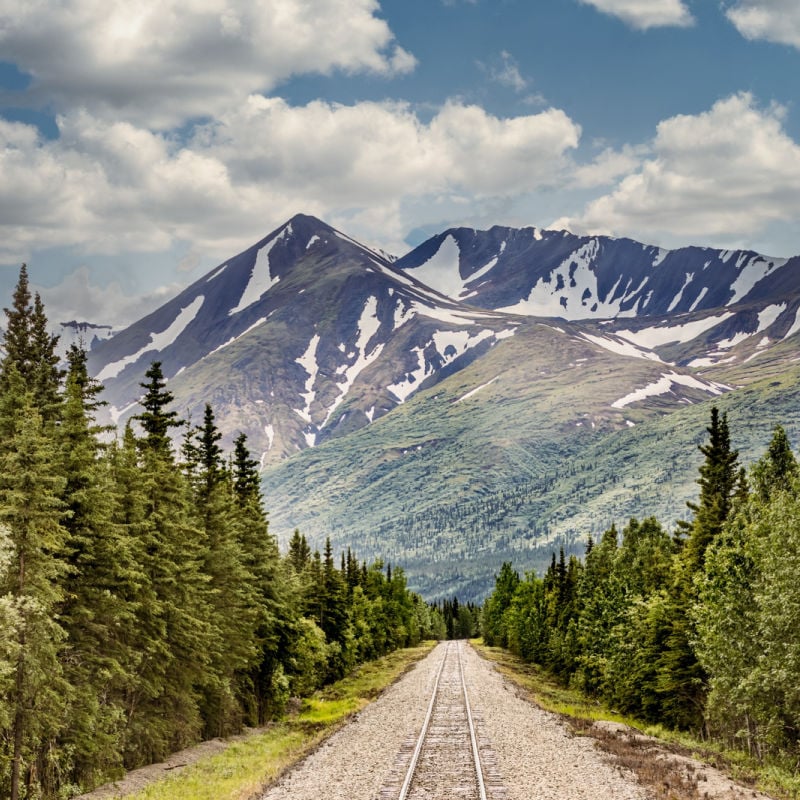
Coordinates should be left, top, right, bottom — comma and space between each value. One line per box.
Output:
262, 324, 800, 601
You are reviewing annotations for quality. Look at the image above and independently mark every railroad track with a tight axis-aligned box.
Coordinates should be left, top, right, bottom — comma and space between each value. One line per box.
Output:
380, 641, 505, 800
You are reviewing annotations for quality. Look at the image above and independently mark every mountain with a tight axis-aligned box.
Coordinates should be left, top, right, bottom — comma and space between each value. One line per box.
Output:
56, 320, 117, 360
395, 225, 797, 318
87, 214, 521, 463
85, 214, 800, 600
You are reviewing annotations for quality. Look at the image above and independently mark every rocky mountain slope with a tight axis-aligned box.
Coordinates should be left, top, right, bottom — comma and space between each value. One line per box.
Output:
85, 214, 800, 598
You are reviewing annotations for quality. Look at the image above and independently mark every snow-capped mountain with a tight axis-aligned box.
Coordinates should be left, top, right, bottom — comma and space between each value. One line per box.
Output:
396, 225, 800, 371
396, 225, 798, 320
84, 213, 800, 598
87, 214, 520, 464
87, 215, 800, 469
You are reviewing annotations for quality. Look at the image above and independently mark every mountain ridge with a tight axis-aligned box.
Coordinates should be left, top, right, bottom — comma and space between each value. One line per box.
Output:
81, 213, 800, 598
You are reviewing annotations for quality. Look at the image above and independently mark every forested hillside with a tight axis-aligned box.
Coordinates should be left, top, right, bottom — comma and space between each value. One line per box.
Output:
483, 408, 800, 762
0, 267, 437, 800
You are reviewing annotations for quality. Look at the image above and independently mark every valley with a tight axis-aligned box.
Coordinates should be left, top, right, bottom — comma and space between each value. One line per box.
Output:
83, 214, 800, 600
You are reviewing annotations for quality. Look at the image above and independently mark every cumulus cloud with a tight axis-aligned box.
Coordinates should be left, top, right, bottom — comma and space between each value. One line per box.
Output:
725, 0, 800, 49
35, 267, 185, 327
570, 145, 643, 188
0, 0, 415, 127
556, 93, 800, 247
577, 0, 693, 29
0, 98, 581, 261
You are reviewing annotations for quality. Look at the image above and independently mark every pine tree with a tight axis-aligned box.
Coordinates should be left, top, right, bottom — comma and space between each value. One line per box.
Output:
136, 362, 182, 455
56, 352, 137, 787
29, 292, 63, 422
232, 433, 261, 503
658, 408, 740, 730
752, 424, 797, 500
0, 266, 63, 425
0, 379, 69, 800
680, 407, 739, 572
0, 266, 33, 395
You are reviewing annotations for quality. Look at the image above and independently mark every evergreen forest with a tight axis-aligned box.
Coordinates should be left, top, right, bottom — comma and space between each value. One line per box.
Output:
483, 406, 800, 765
0, 267, 438, 800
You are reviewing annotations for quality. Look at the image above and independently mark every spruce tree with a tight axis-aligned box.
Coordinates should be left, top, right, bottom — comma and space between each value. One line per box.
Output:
0, 380, 68, 800
56, 353, 137, 787
136, 362, 182, 454
0, 266, 33, 394
681, 406, 739, 572
659, 407, 740, 730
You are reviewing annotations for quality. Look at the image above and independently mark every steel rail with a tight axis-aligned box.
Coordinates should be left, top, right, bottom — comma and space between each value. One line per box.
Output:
398, 640, 488, 800
457, 641, 488, 800
397, 641, 450, 800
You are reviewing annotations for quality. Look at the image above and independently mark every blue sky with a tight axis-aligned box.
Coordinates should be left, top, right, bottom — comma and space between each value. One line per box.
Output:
1, 0, 799, 324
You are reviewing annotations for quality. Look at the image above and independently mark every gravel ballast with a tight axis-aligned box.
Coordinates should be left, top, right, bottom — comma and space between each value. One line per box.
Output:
260, 641, 651, 800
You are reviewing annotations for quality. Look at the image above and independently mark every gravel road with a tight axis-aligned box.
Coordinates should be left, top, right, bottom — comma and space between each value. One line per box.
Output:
260, 641, 651, 800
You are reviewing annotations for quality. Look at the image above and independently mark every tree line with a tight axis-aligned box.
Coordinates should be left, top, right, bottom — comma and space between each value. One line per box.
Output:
483, 405, 800, 764
0, 266, 437, 799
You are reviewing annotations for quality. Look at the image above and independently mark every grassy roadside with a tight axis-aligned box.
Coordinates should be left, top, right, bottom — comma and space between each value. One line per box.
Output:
472, 640, 800, 800
110, 642, 437, 800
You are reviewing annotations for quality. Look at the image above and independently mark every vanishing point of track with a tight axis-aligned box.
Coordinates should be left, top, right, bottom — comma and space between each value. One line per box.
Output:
385, 641, 498, 800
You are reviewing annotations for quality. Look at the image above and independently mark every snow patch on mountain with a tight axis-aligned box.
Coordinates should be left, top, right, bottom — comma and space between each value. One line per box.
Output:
109, 401, 137, 425
432, 329, 494, 359
612, 371, 728, 409
325, 297, 385, 425
306, 235, 321, 250
652, 248, 669, 267
207, 264, 228, 282
717, 303, 786, 350
689, 286, 709, 312
411, 235, 463, 298
456, 377, 498, 403
294, 333, 320, 423
581, 333, 662, 362
784, 307, 800, 341
729, 257, 785, 304
667, 273, 694, 313
615, 313, 733, 350
229, 228, 289, 315
463, 255, 499, 291
56, 321, 116, 360
97, 295, 205, 382
498, 240, 636, 320
210, 317, 268, 356
388, 346, 426, 402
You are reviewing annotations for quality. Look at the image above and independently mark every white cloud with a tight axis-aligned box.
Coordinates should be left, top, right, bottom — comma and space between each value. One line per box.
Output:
0, 0, 415, 127
725, 0, 800, 49
35, 267, 184, 327
578, 0, 693, 29
557, 93, 800, 248
571, 145, 643, 188
0, 98, 581, 262
489, 52, 528, 93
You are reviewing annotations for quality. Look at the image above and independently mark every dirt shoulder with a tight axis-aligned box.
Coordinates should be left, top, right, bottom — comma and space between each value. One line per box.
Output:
473, 642, 777, 800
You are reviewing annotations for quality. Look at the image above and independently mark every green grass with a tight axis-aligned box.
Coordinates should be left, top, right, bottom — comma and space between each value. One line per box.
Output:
116, 642, 437, 800
473, 641, 800, 800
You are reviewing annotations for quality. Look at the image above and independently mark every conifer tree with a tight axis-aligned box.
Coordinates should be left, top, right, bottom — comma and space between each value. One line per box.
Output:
56, 351, 137, 787
0, 381, 68, 800
659, 407, 740, 730
0, 266, 62, 425
0, 266, 33, 395
136, 362, 182, 454
233, 432, 260, 503
680, 407, 739, 572
751, 424, 797, 500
